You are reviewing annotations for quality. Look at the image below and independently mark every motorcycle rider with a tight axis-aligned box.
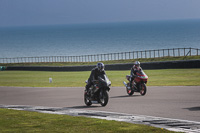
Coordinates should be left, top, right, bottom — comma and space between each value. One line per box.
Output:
128, 61, 142, 89
85, 62, 106, 95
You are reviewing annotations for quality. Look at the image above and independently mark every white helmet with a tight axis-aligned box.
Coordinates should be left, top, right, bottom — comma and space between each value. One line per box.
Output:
134, 61, 140, 68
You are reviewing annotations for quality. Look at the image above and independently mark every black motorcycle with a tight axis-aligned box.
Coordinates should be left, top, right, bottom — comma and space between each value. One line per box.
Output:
84, 74, 111, 106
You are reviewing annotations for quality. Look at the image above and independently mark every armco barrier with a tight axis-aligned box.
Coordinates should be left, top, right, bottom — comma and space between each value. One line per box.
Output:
6, 60, 200, 71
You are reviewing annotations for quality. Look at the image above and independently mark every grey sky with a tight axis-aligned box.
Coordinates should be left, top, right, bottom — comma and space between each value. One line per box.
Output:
0, 0, 200, 27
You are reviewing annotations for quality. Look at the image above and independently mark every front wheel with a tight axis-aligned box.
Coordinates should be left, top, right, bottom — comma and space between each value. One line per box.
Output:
126, 83, 134, 96
140, 83, 147, 96
84, 91, 92, 106
100, 91, 109, 106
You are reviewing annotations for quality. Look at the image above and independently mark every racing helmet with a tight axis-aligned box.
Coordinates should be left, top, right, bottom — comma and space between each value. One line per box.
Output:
97, 62, 104, 72
134, 61, 140, 68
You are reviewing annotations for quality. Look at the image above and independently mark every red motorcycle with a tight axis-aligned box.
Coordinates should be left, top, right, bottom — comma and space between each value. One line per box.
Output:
123, 70, 148, 96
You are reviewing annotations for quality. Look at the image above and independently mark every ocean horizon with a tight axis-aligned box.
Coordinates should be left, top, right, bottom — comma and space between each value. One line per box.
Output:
0, 19, 200, 58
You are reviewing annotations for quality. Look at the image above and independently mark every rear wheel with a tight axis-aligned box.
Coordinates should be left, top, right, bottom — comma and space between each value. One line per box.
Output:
126, 83, 134, 96
100, 91, 109, 106
140, 83, 147, 96
84, 91, 92, 106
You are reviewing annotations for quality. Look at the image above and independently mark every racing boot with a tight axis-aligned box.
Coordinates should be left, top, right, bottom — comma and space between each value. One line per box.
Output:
85, 85, 90, 96
129, 83, 132, 90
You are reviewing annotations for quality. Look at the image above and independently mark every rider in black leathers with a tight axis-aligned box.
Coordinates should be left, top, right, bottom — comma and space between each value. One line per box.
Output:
129, 61, 142, 89
85, 62, 106, 94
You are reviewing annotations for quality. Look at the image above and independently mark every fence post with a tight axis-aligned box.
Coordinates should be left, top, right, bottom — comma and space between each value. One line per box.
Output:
117, 53, 118, 60
149, 50, 151, 58
145, 51, 147, 58
162, 49, 164, 57
178, 48, 180, 56
168, 49, 170, 57
184, 48, 185, 56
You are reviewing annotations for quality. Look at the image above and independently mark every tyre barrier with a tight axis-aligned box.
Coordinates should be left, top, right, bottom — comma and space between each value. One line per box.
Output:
5, 60, 200, 71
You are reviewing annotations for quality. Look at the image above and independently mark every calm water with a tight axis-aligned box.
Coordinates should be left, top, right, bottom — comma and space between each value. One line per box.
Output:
0, 19, 200, 58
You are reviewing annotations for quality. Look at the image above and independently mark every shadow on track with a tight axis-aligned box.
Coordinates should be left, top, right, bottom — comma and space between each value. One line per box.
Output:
183, 106, 200, 111
66, 105, 102, 109
110, 95, 141, 99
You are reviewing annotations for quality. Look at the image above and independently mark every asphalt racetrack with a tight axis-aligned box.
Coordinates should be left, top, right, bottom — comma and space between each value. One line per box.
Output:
0, 86, 199, 122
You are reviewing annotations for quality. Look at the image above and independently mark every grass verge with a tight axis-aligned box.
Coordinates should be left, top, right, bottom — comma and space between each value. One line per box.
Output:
0, 108, 176, 133
0, 69, 200, 87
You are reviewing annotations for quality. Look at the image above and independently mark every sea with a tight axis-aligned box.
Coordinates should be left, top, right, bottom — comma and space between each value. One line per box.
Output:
0, 19, 200, 58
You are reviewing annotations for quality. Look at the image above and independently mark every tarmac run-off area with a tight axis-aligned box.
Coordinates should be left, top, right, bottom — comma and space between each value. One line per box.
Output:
0, 86, 200, 132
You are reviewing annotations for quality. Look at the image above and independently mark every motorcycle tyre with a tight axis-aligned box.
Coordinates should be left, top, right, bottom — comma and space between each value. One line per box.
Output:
100, 91, 109, 107
140, 83, 147, 96
126, 83, 134, 96
84, 92, 92, 106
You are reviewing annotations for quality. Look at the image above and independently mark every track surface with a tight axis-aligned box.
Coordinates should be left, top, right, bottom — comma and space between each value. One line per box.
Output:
0, 86, 199, 122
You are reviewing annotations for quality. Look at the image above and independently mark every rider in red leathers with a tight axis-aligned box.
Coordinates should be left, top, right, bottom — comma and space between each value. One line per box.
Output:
129, 61, 142, 89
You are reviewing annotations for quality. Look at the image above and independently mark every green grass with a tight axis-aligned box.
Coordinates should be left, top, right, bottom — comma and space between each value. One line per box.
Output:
0, 69, 200, 87
145, 69, 200, 86
1, 55, 200, 66
0, 108, 176, 133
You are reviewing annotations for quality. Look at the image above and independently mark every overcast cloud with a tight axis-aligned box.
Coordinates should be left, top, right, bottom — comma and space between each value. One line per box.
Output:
0, 0, 200, 27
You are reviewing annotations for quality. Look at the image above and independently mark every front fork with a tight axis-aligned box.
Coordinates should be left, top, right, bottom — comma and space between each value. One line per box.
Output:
137, 83, 145, 91
99, 87, 109, 99
100, 88, 105, 99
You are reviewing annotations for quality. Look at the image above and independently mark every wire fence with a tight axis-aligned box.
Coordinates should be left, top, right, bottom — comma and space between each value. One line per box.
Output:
0, 47, 199, 64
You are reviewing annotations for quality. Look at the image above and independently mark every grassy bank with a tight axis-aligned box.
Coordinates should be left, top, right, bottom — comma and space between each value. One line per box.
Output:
0, 69, 200, 87
0, 108, 175, 133
1, 55, 199, 66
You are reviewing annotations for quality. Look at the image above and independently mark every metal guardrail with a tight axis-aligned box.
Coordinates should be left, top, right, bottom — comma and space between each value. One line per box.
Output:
0, 47, 199, 64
